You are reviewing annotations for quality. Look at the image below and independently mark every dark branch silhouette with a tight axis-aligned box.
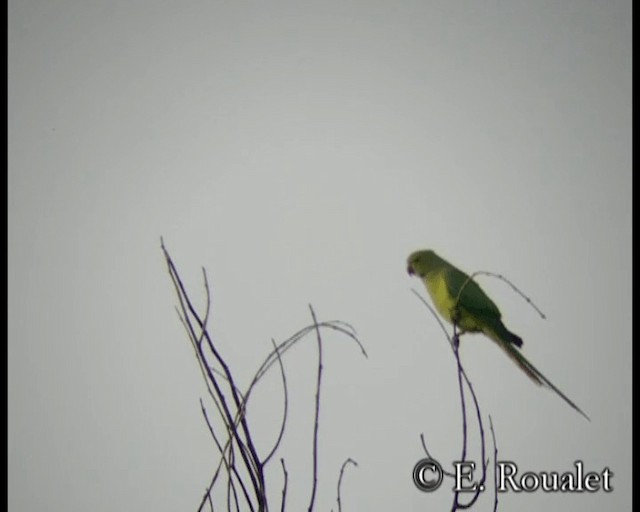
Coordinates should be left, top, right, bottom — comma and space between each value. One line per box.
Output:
334, 458, 358, 512
162, 239, 365, 511
412, 290, 494, 511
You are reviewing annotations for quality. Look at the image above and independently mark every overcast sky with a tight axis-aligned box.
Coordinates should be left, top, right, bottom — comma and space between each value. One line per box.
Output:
8, 1, 631, 511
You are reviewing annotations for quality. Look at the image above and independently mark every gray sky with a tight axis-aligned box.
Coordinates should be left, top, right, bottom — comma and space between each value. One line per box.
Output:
8, 1, 631, 511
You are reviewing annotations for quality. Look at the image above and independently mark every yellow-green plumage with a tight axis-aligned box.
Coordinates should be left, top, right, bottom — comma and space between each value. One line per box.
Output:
407, 249, 589, 421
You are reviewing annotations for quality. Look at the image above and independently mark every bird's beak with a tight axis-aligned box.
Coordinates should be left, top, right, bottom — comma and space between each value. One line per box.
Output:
407, 265, 414, 275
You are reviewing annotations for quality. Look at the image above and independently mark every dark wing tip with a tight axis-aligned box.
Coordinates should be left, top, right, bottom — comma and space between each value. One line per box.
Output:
511, 333, 523, 348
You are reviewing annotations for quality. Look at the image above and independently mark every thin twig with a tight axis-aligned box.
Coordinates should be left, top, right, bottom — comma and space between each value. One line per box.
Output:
411, 289, 455, 347
307, 305, 323, 512
419, 433, 456, 478
280, 459, 288, 512
163, 238, 366, 512
250, 322, 365, 391
162, 241, 264, 510
458, 270, 546, 320
336, 458, 358, 512
452, 331, 468, 511
456, 369, 488, 510
262, 338, 289, 466
411, 289, 490, 511
490, 416, 499, 512
197, 401, 254, 512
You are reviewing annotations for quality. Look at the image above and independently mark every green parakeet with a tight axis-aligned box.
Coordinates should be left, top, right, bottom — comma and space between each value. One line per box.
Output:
407, 249, 589, 421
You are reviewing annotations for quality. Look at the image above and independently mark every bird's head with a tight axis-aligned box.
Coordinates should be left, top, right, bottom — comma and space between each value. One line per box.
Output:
407, 249, 438, 278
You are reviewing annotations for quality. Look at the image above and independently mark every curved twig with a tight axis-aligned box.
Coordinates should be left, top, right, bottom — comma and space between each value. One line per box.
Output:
336, 458, 358, 512
262, 338, 289, 466
456, 270, 546, 320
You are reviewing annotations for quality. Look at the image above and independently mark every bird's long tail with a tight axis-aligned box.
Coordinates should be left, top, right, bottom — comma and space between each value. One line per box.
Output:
484, 322, 590, 421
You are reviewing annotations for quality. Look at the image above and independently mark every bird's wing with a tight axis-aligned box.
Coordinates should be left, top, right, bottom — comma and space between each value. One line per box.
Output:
443, 266, 502, 319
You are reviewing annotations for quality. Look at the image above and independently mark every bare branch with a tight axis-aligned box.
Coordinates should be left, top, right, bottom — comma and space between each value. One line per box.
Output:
336, 458, 358, 512
280, 459, 288, 512
458, 270, 546, 320
162, 239, 365, 512
419, 434, 455, 478
411, 289, 493, 511
162, 242, 264, 509
262, 338, 289, 466
307, 305, 323, 512
490, 416, 499, 512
